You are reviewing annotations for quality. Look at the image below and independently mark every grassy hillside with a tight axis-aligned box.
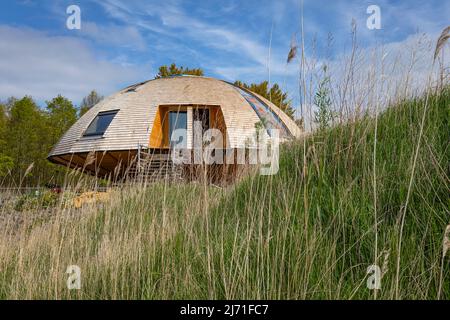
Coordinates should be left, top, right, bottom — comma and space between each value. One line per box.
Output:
0, 87, 448, 299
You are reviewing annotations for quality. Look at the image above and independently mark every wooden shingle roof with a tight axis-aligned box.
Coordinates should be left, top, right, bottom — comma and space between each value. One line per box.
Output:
49, 76, 302, 157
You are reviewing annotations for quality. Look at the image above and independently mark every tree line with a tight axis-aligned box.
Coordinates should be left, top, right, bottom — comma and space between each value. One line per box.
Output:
0, 91, 102, 187
0, 64, 299, 187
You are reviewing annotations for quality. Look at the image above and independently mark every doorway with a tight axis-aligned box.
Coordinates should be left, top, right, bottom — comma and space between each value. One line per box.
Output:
193, 108, 210, 134
168, 111, 187, 148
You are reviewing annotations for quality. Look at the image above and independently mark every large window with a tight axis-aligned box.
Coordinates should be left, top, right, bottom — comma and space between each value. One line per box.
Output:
83, 110, 118, 137
234, 86, 291, 138
168, 111, 187, 148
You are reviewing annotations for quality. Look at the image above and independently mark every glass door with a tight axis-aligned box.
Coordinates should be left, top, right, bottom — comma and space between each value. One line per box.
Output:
168, 111, 187, 148
193, 108, 210, 134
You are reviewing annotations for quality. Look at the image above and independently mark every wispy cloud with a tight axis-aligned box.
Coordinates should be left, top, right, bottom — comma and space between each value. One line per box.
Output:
95, 0, 294, 79
2, 0, 447, 111
81, 22, 146, 51
0, 25, 146, 104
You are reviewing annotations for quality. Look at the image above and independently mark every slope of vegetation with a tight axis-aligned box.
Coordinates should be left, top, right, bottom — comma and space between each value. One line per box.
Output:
0, 87, 448, 299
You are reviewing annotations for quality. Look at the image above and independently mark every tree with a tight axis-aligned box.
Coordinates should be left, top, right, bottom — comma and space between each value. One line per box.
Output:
0, 103, 13, 178
1, 95, 77, 185
313, 66, 334, 131
79, 90, 103, 116
0, 153, 13, 178
234, 80, 295, 119
46, 95, 78, 146
295, 118, 304, 130
6, 97, 47, 183
155, 63, 204, 79
0, 103, 7, 144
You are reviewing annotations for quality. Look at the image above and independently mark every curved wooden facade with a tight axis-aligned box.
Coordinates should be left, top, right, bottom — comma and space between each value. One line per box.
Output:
48, 76, 302, 177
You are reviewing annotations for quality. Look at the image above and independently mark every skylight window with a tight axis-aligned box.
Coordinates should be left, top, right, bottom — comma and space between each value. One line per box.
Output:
83, 110, 118, 136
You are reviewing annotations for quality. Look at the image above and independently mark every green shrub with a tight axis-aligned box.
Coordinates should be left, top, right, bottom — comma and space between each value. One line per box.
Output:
14, 190, 59, 211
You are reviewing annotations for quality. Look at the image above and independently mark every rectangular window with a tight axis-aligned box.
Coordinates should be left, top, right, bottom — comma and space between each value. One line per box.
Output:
168, 111, 187, 148
83, 110, 118, 137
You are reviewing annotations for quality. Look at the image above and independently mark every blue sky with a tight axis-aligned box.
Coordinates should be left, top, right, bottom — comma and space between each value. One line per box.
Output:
0, 0, 448, 111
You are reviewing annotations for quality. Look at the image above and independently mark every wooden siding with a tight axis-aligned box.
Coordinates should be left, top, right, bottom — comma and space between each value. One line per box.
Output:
149, 107, 163, 148
49, 76, 301, 160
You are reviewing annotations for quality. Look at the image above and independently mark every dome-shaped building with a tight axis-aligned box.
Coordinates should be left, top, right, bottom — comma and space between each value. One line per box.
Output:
48, 75, 302, 179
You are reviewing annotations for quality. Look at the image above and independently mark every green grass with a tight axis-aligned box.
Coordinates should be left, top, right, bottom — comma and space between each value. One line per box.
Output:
0, 87, 448, 299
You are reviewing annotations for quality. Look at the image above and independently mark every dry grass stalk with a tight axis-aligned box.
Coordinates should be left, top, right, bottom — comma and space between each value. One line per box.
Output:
0, 14, 447, 300
394, 28, 446, 299
381, 249, 390, 278
443, 225, 450, 258
24, 162, 34, 177
287, 36, 298, 63
434, 26, 450, 61
18, 162, 34, 187
438, 224, 450, 299
83, 151, 96, 168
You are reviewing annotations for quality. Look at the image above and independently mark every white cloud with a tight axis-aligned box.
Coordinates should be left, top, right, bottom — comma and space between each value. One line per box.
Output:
289, 31, 449, 133
81, 22, 146, 51
325, 32, 448, 106
87, 0, 448, 116
0, 25, 146, 104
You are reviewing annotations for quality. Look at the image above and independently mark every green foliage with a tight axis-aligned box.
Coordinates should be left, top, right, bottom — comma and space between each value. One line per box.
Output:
208, 86, 450, 299
79, 90, 103, 117
6, 97, 47, 183
0, 103, 6, 136
0, 154, 13, 178
254, 117, 268, 141
14, 190, 58, 211
314, 66, 334, 130
295, 117, 304, 130
155, 63, 204, 78
1, 94, 78, 186
1, 88, 447, 299
234, 80, 296, 119
46, 95, 78, 146
0, 104, 14, 177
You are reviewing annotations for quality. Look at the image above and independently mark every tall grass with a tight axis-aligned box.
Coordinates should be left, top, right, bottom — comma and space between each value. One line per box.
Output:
0, 86, 448, 299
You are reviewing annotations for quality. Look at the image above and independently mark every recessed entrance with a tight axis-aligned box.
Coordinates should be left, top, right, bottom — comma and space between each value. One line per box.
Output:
149, 104, 227, 149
